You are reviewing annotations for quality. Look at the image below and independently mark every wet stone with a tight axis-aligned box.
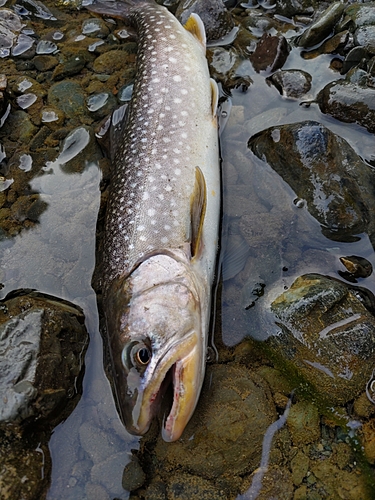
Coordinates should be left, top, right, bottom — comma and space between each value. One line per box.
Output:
266, 69, 312, 98
0, 290, 88, 429
287, 401, 320, 446
167, 473, 224, 500
249, 33, 290, 72
48, 80, 87, 122
268, 273, 375, 405
1, 110, 38, 143
317, 74, 375, 134
121, 456, 146, 492
241, 465, 294, 500
248, 121, 375, 243
297, 2, 345, 48
92, 48, 136, 74
290, 450, 309, 485
151, 364, 276, 480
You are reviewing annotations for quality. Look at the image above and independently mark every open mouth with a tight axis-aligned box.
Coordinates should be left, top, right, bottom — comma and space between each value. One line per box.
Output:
133, 334, 201, 442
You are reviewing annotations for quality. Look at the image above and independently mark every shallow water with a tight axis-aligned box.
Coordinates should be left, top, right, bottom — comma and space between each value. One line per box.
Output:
0, 1, 375, 498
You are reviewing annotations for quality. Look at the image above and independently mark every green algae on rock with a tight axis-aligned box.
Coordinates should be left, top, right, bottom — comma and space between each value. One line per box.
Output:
269, 273, 375, 405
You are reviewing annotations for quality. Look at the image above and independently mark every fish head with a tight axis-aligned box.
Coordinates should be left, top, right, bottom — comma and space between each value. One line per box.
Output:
105, 253, 206, 442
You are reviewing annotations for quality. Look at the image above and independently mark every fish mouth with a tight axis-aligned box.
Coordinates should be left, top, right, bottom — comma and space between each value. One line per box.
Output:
132, 332, 202, 442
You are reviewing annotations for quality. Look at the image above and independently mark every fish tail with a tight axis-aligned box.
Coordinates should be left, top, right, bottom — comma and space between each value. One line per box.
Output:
85, 0, 156, 19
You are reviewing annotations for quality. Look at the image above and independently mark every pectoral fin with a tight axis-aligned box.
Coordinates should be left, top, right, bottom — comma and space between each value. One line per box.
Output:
184, 13, 206, 49
190, 167, 207, 259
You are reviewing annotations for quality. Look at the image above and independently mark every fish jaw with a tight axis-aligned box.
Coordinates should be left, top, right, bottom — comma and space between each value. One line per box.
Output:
104, 253, 207, 441
136, 331, 203, 441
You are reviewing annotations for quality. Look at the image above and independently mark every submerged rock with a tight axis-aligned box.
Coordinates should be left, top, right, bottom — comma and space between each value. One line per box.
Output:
297, 2, 345, 49
149, 364, 276, 482
317, 70, 375, 133
268, 274, 375, 404
249, 33, 289, 72
266, 69, 312, 98
248, 121, 375, 244
0, 289, 88, 499
0, 289, 88, 429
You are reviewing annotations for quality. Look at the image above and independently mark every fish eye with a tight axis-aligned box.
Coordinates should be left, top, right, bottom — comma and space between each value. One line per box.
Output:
136, 346, 152, 366
129, 342, 152, 368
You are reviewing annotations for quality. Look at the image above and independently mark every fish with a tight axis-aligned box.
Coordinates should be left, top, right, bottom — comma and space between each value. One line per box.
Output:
86, 0, 220, 441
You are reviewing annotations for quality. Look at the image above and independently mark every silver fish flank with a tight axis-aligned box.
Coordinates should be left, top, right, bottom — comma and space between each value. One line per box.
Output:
88, 0, 220, 442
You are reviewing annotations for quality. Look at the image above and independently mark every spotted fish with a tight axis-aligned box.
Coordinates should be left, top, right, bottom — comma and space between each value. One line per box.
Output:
86, 0, 220, 441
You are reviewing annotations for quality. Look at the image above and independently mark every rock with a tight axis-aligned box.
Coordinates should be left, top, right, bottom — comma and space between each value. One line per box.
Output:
268, 274, 375, 405
297, 2, 345, 48
362, 419, 375, 464
1, 110, 38, 143
0, 290, 88, 499
48, 80, 88, 122
152, 364, 276, 479
0, 290, 88, 429
240, 466, 294, 500
317, 76, 375, 134
248, 121, 375, 243
290, 450, 309, 485
274, 0, 315, 18
92, 48, 136, 74
0, 438, 49, 500
266, 69, 312, 98
32, 54, 59, 72
310, 457, 372, 498
353, 392, 375, 419
249, 33, 290, 72
167, 473, 224, 500
175, 0, 234, 42
338, 255, 373, 282
287, 401, 320, 446
122, 456, 146, 492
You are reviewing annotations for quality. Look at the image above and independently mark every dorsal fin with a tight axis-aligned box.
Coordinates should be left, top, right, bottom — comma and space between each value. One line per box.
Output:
210, 78, 219, 117
184, 13, 206, 49
190, 166, 207, 259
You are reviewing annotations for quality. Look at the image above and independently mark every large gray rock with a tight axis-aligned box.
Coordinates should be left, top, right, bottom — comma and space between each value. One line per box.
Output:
0, 290, 88, 430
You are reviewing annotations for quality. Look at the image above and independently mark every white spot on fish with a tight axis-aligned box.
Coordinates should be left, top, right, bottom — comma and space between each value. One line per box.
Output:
169, 57, 177, 64
174, 168, 181, 175
163, 137, 171, 143
161, 237, 169, 243
137, 225, 145, 232
164, 225, 171, 231
181, 89, 188, 95
143, 192, 150, 200
148, 208, 156, 216
173, 75, 182, 82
